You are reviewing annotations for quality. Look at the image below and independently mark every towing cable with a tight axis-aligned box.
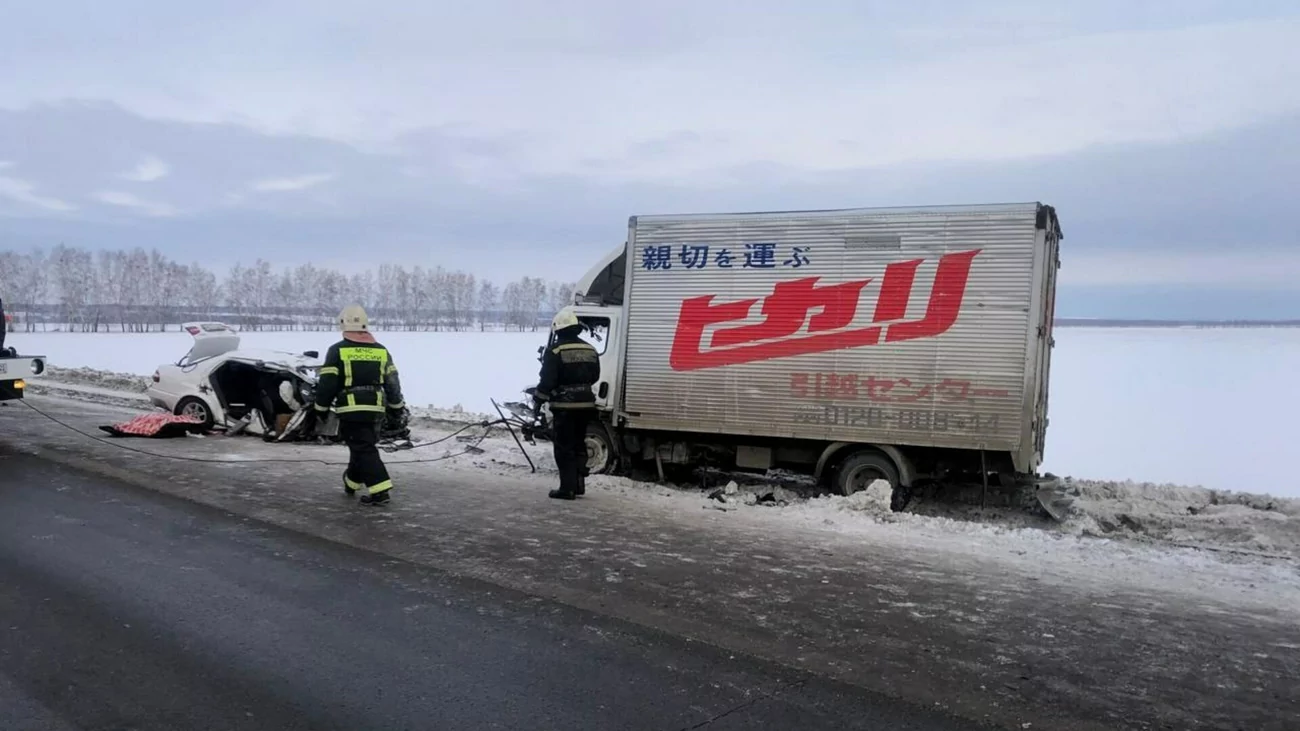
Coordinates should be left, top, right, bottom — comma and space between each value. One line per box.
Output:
17, 397, 528, 469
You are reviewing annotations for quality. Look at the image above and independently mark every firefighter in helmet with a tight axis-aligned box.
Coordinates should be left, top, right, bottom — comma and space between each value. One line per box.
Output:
534, 308, 601, 500
314, 304, 405, 505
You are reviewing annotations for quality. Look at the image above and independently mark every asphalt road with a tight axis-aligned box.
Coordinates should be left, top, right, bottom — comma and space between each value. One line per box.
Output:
0, 451, 980, 731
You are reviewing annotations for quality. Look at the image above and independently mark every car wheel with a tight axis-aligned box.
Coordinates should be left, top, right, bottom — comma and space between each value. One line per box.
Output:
174, 396, 215, 430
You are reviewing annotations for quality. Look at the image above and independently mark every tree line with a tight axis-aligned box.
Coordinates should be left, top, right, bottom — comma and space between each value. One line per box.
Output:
0, 246, 575, 333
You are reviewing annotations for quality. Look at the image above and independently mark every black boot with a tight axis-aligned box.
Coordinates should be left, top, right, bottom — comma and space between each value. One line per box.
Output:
576, 463, 590, 496
548, 489, 576, 500
360, 491, 391, 506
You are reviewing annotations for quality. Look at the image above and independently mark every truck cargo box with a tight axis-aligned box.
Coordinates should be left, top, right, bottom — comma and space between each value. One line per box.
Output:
618, 202, 1061, 474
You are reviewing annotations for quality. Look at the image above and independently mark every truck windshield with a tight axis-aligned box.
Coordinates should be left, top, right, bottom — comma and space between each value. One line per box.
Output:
579, 317, 610, 355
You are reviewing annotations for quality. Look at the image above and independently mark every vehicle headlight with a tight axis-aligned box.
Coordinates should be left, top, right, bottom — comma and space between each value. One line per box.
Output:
31, 359, 45, 375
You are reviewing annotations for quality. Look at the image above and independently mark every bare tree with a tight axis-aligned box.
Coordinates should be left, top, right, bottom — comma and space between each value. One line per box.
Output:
0, 243, 566, 333
477, 280, 499, 331
25, 249, 49, 331
51, 245, 96, 331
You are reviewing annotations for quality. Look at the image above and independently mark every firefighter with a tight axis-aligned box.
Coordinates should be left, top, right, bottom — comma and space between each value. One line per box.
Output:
314, 304, 405, 506
534, 308, 600, 500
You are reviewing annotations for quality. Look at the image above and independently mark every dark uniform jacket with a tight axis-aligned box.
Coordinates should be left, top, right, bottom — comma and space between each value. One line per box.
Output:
313, 335, 405, 421
536, 331, 600, 410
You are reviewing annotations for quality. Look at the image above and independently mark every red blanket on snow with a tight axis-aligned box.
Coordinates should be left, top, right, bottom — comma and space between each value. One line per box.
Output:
99, 412, 208, 439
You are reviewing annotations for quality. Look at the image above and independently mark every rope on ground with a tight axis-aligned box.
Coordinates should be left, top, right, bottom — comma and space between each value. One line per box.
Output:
19, 398, 496, 467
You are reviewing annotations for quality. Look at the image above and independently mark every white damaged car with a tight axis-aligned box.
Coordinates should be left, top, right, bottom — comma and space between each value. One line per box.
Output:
146, 322, 323, 437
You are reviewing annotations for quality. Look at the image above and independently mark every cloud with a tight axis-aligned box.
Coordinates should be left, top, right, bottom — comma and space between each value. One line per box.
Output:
92, 190, 178, 217
0, 176, 77, 212
1, 2, 1299, 320
2, 4, 1297, 179
249, 173, 336, 192
119, 155, 171, 182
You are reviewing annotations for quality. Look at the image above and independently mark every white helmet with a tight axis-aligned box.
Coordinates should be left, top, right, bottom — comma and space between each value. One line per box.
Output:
338, 303, 369, 332
551, 307, 580, 333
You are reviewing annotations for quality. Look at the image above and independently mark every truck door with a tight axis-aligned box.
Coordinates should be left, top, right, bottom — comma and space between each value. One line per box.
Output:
576, 312, 617, 410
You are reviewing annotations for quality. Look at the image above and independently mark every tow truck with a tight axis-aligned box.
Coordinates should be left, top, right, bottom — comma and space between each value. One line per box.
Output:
1, 308, 47, 402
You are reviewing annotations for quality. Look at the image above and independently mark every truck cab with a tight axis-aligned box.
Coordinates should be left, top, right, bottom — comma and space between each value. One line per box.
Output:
568, 244, 628, 413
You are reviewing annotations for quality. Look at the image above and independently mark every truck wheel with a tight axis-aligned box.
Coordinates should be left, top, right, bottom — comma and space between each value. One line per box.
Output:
584, 422, 617, 475
174, 396, 215, 430
833, 450, 902, 501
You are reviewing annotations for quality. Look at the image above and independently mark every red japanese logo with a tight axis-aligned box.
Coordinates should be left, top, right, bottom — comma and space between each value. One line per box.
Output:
668, 249, 981, 371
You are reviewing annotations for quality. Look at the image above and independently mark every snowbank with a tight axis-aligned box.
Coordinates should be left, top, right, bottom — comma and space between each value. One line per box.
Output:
394, 418, 1300, 562
42, 365, 152, 394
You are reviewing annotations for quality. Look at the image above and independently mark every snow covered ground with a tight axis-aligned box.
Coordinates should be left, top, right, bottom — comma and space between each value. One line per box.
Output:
17, 325, 1300, 498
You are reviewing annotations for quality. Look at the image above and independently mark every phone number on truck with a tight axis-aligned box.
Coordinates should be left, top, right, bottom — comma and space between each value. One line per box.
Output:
792, 403, 1001, 433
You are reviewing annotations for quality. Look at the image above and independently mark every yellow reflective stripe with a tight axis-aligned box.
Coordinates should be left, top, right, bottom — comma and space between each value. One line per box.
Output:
368, 480, 393, 495
339, 346, 388, 388
553, 343, 594, 353
335, 404, 385, 413
549, 401, 595, 409
314, 403, 330, 412
388, 401, 404, 409
344, 475, 365, 489
340, 347, 387, 361
385, 364, 398, 375
318, 366, 339, 376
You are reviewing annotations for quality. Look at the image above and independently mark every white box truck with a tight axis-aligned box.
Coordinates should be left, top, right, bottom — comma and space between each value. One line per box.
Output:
535, 202, 1066, 515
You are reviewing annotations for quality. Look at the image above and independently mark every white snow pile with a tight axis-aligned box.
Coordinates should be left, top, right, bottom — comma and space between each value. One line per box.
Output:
1064, 478, 1300, 557
408, 404, 496, 428
42, 365, 151, 394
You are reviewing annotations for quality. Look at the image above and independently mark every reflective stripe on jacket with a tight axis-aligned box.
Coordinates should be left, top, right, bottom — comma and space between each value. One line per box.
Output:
314, 337, 405, 419
536, 334, 599, 410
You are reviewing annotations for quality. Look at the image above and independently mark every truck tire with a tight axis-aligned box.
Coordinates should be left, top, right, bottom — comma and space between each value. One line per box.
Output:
584, 421, 617, 475
832, 449, 902, 501
174, 396, 215, 431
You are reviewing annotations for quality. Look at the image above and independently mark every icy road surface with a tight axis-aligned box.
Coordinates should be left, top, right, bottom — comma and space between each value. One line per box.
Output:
4, 396, 1299, 731
2, 451, 974, 731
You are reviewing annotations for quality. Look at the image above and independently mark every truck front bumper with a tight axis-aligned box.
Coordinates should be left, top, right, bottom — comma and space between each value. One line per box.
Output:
0, 356, 45, 401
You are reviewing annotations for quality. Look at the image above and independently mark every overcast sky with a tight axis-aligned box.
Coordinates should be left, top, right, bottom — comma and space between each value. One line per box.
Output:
2, 1, 1298, 318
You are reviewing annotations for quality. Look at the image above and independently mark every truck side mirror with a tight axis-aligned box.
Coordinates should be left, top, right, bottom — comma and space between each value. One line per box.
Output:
598, 382, 609, 399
